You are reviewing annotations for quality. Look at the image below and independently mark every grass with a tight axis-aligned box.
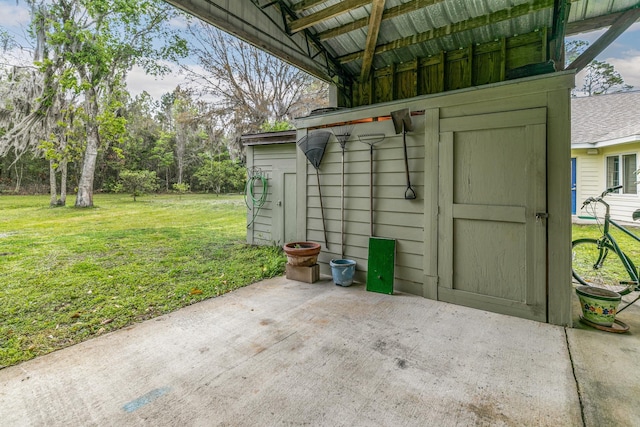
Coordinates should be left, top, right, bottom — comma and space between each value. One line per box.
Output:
573, 221, 640, 259
572, 221, 640, 290
0, 194, 286, 369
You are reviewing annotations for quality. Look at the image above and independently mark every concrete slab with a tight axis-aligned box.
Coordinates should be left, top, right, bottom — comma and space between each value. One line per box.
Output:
566, 293, 640, 427
0, 277, 582, 426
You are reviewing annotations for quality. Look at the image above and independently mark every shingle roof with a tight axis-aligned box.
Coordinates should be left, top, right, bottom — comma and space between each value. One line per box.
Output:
572, 91, 640, 145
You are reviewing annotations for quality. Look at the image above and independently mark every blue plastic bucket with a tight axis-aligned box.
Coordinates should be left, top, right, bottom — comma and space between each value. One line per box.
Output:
330, 259, 356, 287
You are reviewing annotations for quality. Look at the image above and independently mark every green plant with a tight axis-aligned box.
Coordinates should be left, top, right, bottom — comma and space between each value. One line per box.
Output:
173, 182, 190, 197
119, 169, 159, 201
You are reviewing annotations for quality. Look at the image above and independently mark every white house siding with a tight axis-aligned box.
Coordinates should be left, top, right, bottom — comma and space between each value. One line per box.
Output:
572, 149, 602, 216
245, 143, 297, 245
572, 143, 640, 223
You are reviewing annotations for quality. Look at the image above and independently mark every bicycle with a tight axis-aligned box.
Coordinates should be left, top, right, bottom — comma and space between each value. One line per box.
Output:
572, 185, 640, 313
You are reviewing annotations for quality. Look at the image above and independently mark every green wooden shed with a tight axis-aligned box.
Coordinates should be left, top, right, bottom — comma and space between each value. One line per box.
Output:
166, 0, 640, 326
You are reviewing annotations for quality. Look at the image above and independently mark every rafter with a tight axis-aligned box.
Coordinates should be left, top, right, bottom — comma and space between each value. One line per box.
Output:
567, 5, 640, 35
567, 6, 640, 72
360, 0, 386, 82
291, 0, 327, 13
337, 0, 555, 64
288, 0, 371, 34
318, 0, 444, 41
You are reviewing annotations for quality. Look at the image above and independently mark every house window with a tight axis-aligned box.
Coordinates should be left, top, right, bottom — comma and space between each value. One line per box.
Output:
606, 154, 637, 194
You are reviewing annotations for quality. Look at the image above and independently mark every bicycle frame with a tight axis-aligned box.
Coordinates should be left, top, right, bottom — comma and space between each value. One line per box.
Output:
587, 195, 640, 312
601, 216, 640, 283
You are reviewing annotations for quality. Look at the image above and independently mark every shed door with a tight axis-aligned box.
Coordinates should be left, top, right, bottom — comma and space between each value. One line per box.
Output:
283, 172, 297, 243
272, 169, 297, 245
438, 108, 547, 321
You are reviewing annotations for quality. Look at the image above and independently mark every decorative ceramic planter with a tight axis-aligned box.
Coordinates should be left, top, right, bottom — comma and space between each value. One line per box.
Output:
283, 241, 321, 266
575, 285, 621, 326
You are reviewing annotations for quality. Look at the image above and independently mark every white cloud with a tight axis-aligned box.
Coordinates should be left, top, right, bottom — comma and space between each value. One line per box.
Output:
126, 64, 191, 100
126, 61, 221, 101
0, 2, 31, 27
607, 54, 640, 88
167, 15, 190, 30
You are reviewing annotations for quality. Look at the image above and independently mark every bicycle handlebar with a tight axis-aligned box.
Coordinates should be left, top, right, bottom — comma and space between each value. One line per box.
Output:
581, 185, 622, 209
601, 185, 623, 198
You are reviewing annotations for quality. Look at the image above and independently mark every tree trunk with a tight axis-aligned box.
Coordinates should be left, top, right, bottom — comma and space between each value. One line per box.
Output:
177, 156, 184, 184
176, 127, 185, 184
49, 159, 58, 206
14, 163, 23, 193
76, 128, 98, 207
76, 93, 99, 208
60, 160, 67, 206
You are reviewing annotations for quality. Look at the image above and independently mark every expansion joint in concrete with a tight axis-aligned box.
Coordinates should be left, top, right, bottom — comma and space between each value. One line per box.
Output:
565, 327, 587, 427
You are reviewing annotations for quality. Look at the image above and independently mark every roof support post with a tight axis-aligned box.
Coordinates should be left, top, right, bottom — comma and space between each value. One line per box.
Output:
550, 0, 571, 69
567, 6, 640, 72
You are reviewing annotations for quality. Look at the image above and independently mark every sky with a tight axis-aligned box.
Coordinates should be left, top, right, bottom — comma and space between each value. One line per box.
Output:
1, 0, 640, 100
567, 22, 640, 93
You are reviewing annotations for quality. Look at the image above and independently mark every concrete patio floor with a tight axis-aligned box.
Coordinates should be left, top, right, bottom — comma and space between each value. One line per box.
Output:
1, 276, 639, 426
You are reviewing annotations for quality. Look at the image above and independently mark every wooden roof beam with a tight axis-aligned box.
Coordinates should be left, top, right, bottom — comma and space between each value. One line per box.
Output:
318, 0, 444, 41
291, 0, 328, 13
567, 6, 640, 72
550, 0, 571, 68
338, 0, 554, 64
566, 8, 637, 35
360, 0, 386, 82
288, 0, 371, 34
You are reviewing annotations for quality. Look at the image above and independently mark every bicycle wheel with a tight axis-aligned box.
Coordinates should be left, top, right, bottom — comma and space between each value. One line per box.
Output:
572, 238, 635, 295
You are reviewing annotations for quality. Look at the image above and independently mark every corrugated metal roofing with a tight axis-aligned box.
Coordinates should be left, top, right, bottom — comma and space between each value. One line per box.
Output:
167, 0, 639, 84
285, 0, 638, 76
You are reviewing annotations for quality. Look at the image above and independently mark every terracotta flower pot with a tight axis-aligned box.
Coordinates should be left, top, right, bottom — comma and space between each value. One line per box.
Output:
283, 241, 321, 266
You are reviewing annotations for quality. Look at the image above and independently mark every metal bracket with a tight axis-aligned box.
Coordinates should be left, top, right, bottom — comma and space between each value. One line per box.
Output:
535, 212, 549, 223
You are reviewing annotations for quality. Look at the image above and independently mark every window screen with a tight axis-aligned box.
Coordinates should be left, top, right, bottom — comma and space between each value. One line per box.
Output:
607, 156, 620, 189
623, 154, 637, 195
606, 154, 637, 194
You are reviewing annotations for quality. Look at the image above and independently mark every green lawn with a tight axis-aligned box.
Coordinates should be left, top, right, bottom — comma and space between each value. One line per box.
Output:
573, 221, 640, 258
572, 221, 640, 285
0, 194, 285, 368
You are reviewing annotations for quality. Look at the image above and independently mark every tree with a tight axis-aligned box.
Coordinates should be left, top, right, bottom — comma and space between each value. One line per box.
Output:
0, 61, 77, 205
150, 131, 175, 191
260, 120, 294, 132
39, 101, 84, 206
119, 169, 158, 201
193, 149, 245, 195
565, 40, 633, 96
582, 60, 633, 96
170, 87, 206, 184
183, 23, 328, 159
111, 91, 171, 191
10, 0, 187, 207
